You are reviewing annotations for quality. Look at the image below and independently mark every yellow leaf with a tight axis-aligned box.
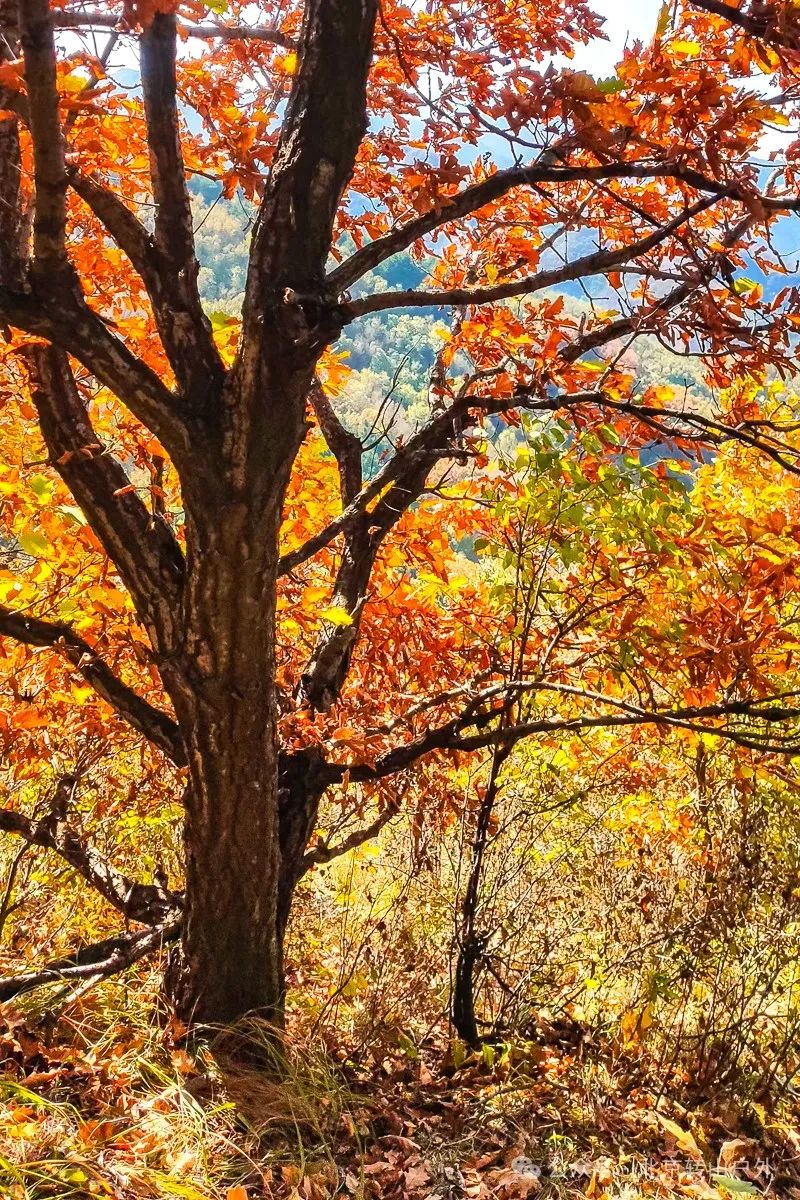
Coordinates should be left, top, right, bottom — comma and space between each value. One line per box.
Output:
671, 39, 701, 57
61, 70, 90, 94
319, 605, 353, 626
753, 42, 781, 72
656, 1113, 702, 1160
620, 1004, 654, 1045
564, 70, 603, 100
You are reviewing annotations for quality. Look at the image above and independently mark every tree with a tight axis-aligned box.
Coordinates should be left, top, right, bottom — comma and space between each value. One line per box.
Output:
2, 0, 800, 1028
447, 408, 800, 1042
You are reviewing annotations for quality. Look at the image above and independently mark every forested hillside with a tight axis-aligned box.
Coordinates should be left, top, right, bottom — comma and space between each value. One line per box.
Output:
192, 178, 714, 454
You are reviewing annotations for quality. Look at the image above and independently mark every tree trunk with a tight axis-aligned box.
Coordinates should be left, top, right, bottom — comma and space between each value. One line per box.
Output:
452, 938, 482, 1047
165, 501, 283, 1025
161, 346, 321, 1021
452, 745, 509, 1046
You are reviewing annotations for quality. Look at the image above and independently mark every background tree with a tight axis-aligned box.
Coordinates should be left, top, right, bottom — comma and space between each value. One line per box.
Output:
3, 0, 800, 1029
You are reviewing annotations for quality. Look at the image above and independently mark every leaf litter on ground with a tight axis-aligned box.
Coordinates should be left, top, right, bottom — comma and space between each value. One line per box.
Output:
2, 1006, 800, 1200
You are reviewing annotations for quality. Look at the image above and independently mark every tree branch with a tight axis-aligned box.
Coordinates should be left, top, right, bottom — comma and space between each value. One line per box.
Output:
524, 387, 800, 476
298, 443, 439, 711
301, 800, 401, 873
280, 393, 508, 576
338, 695, 800, 782
299, 356, 505, 711
139, 12, 224, 401
691, 0, 800, 49
0, 18, 25, 290
20, 344, 186, 652
559, 212, 755, 364
298, 384, 370, 712
19, 0, 67, 269
328, 161, 791, 295
0, 602, 186, 766
0, 921, 180, 1004
341, 192, 727, 319
0, 7, 194, 460
0, 285, 191, 457
310, 378, 363, 507
0, 776, 181, 925
68, 167, 184, 355
53, 10, 294, 48
238, 0, 378, 376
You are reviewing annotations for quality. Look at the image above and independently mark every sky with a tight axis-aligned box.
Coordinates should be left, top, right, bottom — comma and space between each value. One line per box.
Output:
570, 0, 662, 72
78, 0, 666, 78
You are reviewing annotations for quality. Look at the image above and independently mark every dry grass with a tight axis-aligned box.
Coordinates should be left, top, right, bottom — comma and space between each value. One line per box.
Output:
3, 968, 800, 1200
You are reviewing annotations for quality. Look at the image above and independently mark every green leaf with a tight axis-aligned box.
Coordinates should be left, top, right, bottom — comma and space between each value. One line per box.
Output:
208, 309, 238, 329
18, 529, 48, 557
147, 1174, 214, 1200
711, 1176, 759, 1196
733, 277, 759, 295
61, 1167, 89, 1184
597, 75, 625, 95
656, 1, 670, 37
58, 504, 87, 526
397, 1031, 419, 1060
29, 473, 53, 503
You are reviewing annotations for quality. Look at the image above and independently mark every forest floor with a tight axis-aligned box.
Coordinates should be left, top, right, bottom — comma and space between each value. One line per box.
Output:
1, 1000, 799, 1200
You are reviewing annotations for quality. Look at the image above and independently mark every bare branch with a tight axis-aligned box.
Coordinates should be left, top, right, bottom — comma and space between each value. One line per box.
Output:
19, 0, 67, 269
0, 776, 181, 924
309, 378, 363, 506
301, 800, 401, 872
52, 10, 294, 48
0, 921, 180, 1004
299, 439, 443, 710
298, 385, 370, 712
295, 383, 509, 710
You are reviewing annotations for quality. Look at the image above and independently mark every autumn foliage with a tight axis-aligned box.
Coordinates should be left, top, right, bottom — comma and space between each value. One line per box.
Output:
3, 10, 800, 1190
